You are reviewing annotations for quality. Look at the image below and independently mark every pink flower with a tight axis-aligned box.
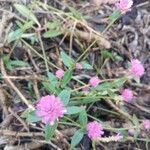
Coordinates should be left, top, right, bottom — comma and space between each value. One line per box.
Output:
76, 63, 83, 70
87, 121, 104, 140
116, 0, 133, 14
128, 129, 135, 135
115, 133, 123, 141
55, 69, 64, 79
36, 95, 66, 125
142, 120, 150, 130
121, 89, 133, 102
130, 59, 145, 78
89, 76, 101, 87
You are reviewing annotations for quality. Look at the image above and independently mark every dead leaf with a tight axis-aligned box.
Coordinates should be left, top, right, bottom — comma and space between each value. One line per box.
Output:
91, 0, 119, 6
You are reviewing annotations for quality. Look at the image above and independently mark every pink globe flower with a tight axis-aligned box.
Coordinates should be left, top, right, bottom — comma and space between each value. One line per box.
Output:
121, 89, 133, 102
55, 69, 64, 79
36, 95, 66, 125
142, 120, 150, 130
116, 0, 133, 14
76, 63, 83, 70
89, 76, 101, 87
87, 121, 104, 140
130, 59, 145, 78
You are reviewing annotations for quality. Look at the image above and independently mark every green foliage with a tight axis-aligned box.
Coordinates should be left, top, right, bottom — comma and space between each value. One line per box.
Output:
3, 55, 29, 70
47, 72, 58, 86
109, 11, 121, 21
43, 21, 62, 38
71, 129, 84, 148
8, 21, 35, 43
80, 61, 93, 70
132, 114, 140, 138
93, 77, 127, 91
69, 7, 84, 20
79, 110, 87, 127
58, 89, 71, 106
42, 81, 58, 94
45, 122, 58, 141
66, 106, 83, 115
101, 50, 113, 60
42, 72, 59, 94
61, 70, 73, 87
21, 109, 41, 123
14, 4, 40, 26
61, 51, 75, 69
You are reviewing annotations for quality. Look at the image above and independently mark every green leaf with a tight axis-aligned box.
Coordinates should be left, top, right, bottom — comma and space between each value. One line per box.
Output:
42, 81, 57, 94
46, 21, 61, 30
101, 50, 113, 59
45, 122, 58, 141
93, 82, 113, 91
58, 89, 71, 106
3, 55, 12, 70
80, 61, 93, 70
14, 4, 40, 26
112, 77, 127, 88
7, 29, 24, 43
10, 60, 29, 67
61, 70, 72, 87
61, 51, 75, 69
43, 30, 62, 38
25, 110, 41, 123
47, 72, 58, 86
79, 110, 87, 127
71, 129, 84, 148
109, 11, 121, 21
66, 106, 83, 115
69, 7, 83, 20
132, 114, 139, 127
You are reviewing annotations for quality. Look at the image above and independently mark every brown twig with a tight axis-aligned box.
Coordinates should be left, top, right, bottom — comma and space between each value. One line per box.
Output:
0, 87, 9, 116
0, 58, 34, 109
8, 108, 29, 132
106, 100, 132, 120
0, 130, 43, 137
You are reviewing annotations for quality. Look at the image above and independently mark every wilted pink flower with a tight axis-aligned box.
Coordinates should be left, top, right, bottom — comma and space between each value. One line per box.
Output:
122, 89, 133, 102
76, 63, 83, 70
89, 76, 101, 87
116, 0, 133, 14
128, 129, 135, 135
36, 95, 66, 125
55, 69, 64, 79
130, 59, 145, 78
115, 133, 123, 141
82, 87, 90, 94
87, 121, 104, 140
142, 120, 150, 130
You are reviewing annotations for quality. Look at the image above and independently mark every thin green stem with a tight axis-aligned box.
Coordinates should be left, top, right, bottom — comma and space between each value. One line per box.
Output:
38, 33, 49, 75
92, 141, 96, 150
64, 116, 81, 128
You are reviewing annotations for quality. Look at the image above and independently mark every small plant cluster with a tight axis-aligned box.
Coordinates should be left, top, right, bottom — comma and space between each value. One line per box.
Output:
3, 0, 149, 149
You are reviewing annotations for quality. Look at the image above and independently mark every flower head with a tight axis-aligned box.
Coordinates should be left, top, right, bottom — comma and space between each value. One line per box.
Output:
82, 87, 90, 94
89, 76, 101, 87
55, 69, 64, 79
76, 63, 83, 70
128, 129, 135, 135
130, 59, 145, 78
115, 133, 123, 141
36, 95, 66, 125
116, 0, 133, 14
121, 89, 133, 102
87, 121, 104, 140
142, 120, 150, 130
